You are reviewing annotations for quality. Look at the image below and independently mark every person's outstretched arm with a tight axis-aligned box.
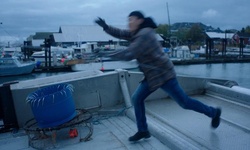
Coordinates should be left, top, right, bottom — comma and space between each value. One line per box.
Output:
95, 17, 132, 41
108, 28, 155, 61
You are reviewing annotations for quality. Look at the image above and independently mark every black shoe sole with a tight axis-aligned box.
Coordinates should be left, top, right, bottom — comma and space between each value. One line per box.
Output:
212, 108, 221, 128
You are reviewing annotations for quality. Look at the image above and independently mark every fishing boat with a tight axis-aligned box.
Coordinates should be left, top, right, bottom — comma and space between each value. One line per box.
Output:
171, 45, 193, 59
1, 69, 249, 149
0, 56, 35, 76
69, 44, 135, 71
31, 46, 74, 66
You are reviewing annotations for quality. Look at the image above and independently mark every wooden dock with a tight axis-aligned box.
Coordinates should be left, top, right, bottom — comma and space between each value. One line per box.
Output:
172, 57, 250, 65
32, 65, 72, 73
31, 57, 250, 74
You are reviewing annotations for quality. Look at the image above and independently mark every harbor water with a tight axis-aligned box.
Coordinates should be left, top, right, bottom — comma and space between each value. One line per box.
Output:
174, 63, 250, 88
1, 63, 250, 89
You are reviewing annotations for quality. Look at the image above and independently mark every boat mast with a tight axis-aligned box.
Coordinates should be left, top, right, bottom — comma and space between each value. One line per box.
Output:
166, 2, 171, 38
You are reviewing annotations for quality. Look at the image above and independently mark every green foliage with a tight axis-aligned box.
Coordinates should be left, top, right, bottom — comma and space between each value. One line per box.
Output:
241, 28, 245, 33
186, 24, 205, 44
155, 24, 170, 37
156, 23, 205, 44
156, 23, 250, 45
245, 26, 250, 34
172, 28, 189, 42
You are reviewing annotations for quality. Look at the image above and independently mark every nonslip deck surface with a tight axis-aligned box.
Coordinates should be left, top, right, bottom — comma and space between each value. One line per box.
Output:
0, 93, 249, 150
145, 94, 250, 150
0, 115, 169, 150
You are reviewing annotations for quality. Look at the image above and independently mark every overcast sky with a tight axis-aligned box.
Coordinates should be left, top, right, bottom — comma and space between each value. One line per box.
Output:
0, 0, 249, 44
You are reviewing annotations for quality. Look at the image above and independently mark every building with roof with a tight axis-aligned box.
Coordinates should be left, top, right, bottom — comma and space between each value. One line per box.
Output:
204, 32, 235, 59
27, 32, 55, 47
27, 25, 164, 48
205, 32, 234, 40
204, 31, 250, 59
232, 32, 250, 45
53, 25, 164, 47
52, 25, 126, 47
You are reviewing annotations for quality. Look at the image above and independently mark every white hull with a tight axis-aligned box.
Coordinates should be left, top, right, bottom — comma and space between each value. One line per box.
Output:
31, 46, 74, 65
71, 60, 138, 71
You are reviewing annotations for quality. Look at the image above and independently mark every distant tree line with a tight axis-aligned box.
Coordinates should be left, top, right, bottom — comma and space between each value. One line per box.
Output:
241, 26, 250, 33
155, 24, 250, 46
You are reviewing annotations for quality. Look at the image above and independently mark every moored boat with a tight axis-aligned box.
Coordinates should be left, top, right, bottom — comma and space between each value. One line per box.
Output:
0, 56, 35, 76
31, 46, 74, 66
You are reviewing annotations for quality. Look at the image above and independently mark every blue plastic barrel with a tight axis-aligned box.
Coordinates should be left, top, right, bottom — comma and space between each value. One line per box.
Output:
26, 83, 76, 128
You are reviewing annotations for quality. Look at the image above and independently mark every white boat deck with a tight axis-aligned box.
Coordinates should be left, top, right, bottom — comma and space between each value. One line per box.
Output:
1, 92, 249, 150
145, 94, 250, 150
1, 70, 250, 150
0, 114, 170, 150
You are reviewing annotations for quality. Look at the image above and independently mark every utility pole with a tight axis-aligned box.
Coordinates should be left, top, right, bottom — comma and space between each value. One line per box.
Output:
166, 2, 171, 38
223, 30, 227, 57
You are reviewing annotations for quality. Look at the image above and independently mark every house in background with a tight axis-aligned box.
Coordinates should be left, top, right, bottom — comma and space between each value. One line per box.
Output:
232, 32, 250, 45
26, 32, 55, 47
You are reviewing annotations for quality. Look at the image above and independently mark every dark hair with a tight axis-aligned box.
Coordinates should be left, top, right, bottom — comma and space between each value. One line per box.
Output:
128, 11, 144, 19
128, 11, 157, 29
140, 17, 157, 29
128, 10, 157, 35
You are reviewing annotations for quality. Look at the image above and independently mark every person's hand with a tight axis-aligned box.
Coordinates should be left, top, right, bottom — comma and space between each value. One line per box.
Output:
95, 17, 109, 30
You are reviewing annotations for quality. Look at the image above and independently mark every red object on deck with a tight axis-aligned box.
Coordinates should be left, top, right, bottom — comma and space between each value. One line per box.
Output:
69, 128, 78, 138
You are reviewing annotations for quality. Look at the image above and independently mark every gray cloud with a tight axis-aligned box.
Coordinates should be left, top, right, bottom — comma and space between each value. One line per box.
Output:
0, 0, 249, 43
